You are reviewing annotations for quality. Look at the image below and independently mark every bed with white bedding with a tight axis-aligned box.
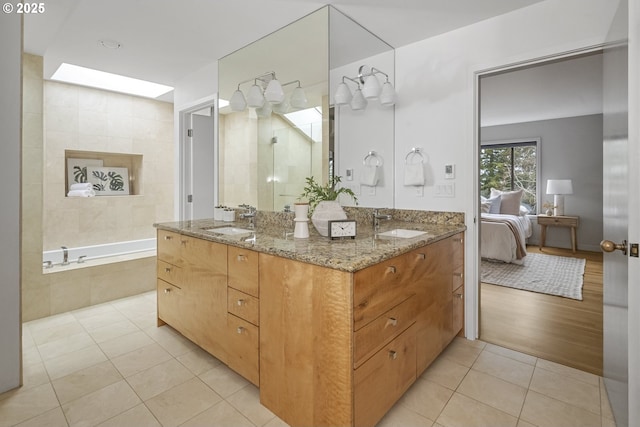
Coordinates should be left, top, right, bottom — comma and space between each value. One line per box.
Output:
481, 213, 532, 264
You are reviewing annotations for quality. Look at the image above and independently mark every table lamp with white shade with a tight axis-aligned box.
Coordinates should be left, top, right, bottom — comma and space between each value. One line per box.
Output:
546, 179, 573, 216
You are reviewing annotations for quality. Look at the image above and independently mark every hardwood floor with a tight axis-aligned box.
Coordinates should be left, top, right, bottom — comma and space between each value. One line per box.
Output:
480, 245, 603, 375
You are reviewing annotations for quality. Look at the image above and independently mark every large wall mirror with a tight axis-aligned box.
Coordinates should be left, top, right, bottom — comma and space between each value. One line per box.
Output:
218, 6, 394, 211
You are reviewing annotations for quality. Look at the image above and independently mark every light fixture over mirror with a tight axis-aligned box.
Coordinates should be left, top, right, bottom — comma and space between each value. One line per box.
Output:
218, 6, 395, 211
334, 65, 396, 110
229, 71, 308, 115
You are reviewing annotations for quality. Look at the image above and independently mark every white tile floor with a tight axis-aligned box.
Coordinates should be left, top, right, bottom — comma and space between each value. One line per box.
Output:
1, 291, 617, 427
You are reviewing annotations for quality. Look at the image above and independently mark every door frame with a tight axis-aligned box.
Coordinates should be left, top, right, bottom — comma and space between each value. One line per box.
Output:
177, 95, 218, 221
470, 43, 607, 340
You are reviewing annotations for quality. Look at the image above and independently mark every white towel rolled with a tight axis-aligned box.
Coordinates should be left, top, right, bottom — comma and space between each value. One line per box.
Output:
361, 165, 380, 186
70, 182, 92, 191
67, 189, 96, 197
404, 162, 425, 186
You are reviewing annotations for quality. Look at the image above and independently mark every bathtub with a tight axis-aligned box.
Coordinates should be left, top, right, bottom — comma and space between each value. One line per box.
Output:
43, 238, 156, 270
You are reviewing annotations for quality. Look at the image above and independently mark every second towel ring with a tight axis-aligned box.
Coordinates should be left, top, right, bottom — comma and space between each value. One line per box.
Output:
363, 151, 383, 166
405, 147, 425, 164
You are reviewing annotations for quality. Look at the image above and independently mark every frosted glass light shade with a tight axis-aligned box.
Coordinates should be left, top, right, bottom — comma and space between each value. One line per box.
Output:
247, 84, 265, 108
334, 82, 352, 105
256, 101, 272, 118
272, 99, 289, 114
350, 88, 368, 111
379, 81, 397, 106
264, 79, 285, 103
362, 75, 381, 99
290, 86, 307, 109
229, 89, 247, 111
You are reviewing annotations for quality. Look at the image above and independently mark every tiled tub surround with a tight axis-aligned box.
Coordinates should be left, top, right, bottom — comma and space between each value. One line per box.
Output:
154, 207, 465, 272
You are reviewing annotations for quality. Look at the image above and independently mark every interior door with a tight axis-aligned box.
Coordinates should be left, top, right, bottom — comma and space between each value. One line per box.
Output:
182, 106, 216, 221
191, 109, 216, 220
602, 38, 630, 427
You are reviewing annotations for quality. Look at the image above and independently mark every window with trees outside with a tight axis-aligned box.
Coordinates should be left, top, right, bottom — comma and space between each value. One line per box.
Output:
480, 140, 538, 212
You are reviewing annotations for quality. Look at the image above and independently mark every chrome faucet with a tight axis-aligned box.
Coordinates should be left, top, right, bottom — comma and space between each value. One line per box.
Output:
373, 209, 392, 233
61, 246, 69, 265
239, 204, 257, 228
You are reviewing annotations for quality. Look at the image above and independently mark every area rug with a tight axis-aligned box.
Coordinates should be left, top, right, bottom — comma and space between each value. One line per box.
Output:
481, 253, 586, 300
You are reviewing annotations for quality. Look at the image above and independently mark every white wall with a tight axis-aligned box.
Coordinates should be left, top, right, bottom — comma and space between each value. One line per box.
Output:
0, 11, 22, 392
482, 114, 604, 251
394, 0, 621, 336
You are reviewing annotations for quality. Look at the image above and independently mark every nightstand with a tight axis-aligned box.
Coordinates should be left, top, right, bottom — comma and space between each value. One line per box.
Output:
537, 215, 579, 253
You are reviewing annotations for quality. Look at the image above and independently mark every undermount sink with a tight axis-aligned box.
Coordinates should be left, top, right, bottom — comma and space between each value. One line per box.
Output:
377, 229, 428, 239
205, 226, 254, 235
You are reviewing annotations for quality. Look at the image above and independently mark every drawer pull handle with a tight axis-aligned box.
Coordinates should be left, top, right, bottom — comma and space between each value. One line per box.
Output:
387, 317, 398, 327
388, 350, 397, 360
164, 235, 172, 240
454, 272, 464, 278
237, 254, 247, 261
237, 299, 245, 306
417, 253, 426, 260
386, 266, 396, 274
454, 293, 464, 299
164, 288, 171, 294
237, 326, 245, 334
164, 267, 171, 273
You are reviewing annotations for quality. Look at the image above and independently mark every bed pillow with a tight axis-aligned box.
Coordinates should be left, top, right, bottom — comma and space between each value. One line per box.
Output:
490, 188, 523, 216
481, 194, 502, 214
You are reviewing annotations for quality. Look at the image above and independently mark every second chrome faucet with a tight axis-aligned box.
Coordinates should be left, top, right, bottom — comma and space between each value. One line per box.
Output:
373, 208, 392, 233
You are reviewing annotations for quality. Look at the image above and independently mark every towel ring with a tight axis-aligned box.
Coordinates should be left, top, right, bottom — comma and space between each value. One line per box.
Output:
405, 147, 425, 164
363, 151, 383, 166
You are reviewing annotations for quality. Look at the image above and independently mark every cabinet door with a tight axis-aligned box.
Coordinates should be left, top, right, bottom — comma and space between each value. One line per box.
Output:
228, 246, 259, 298
354, 324, 417, 427
180, 236, 229, 362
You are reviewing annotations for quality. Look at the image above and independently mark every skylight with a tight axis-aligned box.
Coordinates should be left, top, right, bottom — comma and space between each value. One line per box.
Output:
51, 63, 174, 98
283, 107, 322, 142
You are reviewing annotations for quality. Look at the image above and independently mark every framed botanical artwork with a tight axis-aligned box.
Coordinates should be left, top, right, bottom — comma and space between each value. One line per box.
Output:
67, 158, 103, 191
86, 166, 130, 196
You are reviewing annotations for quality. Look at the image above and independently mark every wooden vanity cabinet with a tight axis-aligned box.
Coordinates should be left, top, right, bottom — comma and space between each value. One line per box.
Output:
156, 230, 228, 364
259, 233, 465, 427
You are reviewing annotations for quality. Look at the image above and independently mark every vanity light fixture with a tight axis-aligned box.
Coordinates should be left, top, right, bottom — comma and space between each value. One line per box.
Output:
228, 72, 307, 114
335, 65, 396, 110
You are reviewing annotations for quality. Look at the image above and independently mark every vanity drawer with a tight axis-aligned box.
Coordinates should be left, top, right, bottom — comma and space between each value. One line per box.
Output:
228, 287, 259, 326
354, 296, 417, 368
226, 314, 259, 386
157, 280, 184, 331
157, 260, 182, 286
354, 324, 417, 427
228, 246, 259, 298
157, 230, 184, 266
354, 255, 413, 331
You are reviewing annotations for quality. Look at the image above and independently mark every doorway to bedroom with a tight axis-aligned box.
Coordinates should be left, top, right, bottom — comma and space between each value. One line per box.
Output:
477, 51, 605, 376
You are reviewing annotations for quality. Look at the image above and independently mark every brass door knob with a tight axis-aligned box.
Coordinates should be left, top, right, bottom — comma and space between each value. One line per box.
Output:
600, 239, 627, 255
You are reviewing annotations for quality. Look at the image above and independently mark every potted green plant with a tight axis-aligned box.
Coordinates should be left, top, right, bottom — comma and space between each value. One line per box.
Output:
300, 176, 358, 236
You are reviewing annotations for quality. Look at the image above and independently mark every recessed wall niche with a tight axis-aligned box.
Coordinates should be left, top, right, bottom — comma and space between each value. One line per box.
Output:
65, 149, 143, 196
